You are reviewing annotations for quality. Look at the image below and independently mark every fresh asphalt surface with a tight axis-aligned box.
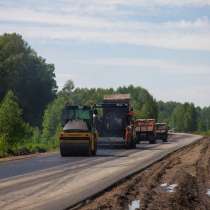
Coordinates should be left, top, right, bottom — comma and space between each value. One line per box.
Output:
0, 139, 175, 180
0, 134, 203, 210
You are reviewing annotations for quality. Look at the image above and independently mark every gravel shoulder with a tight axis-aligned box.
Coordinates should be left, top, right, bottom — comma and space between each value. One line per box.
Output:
77, 138, 210, 210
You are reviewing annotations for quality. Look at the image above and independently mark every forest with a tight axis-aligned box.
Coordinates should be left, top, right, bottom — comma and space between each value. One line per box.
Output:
0, 33, 209, 157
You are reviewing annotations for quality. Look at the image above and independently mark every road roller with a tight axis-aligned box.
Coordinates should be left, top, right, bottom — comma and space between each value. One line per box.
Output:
59, 105, 98, 156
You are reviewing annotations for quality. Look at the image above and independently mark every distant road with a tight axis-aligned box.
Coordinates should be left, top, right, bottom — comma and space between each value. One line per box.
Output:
0, 133, 202, 210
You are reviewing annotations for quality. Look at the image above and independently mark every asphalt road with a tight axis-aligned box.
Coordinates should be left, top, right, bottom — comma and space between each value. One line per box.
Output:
0, 133, 202, 210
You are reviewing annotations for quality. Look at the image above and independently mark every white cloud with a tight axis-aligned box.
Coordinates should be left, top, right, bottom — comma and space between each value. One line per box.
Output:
0, 6, 209, 51
107, 0, 210, 6
0, 7, 209, 30
36, 0, 210, 9
0, 0, 210, 51
0, 1, 210, 106
70, 57, 210, 75
4, 0, 209, 15
1, 23, 210, 51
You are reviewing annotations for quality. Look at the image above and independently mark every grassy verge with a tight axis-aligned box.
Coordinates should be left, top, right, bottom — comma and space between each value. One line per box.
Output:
194, 130, 210, 137
0, 139, 58, 158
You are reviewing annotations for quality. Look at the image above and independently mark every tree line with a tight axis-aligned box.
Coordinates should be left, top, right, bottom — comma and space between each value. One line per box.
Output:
158, 101, 210, 133
0, 33, 209, 157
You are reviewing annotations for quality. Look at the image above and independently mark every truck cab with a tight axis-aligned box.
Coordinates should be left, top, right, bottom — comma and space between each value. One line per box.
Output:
156, 123, 168, 142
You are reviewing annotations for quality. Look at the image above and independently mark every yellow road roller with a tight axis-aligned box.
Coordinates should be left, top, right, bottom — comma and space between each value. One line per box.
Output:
59, 105, 98, 156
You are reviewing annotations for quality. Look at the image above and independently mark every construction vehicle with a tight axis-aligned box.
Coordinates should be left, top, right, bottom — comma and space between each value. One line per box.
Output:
59, 105, 98, 156
95, 94, 136, 149
135, 119, 156, 144
156, 123, 168, 142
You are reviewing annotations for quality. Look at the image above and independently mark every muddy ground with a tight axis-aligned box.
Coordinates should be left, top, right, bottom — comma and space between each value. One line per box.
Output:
75, 138, 210, 210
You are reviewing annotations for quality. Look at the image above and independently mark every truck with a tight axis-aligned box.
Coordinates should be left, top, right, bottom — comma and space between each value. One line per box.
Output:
96, 94, 136, 149
59, 105, 98, 156
135, 119, 156, 144
156, 123, 168, 142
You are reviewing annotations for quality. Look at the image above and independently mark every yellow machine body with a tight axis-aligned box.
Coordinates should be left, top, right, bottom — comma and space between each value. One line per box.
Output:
60, 131, 97, 154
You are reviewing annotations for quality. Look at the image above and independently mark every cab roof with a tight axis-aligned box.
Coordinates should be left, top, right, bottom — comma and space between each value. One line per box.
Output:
104, 94, 130, 101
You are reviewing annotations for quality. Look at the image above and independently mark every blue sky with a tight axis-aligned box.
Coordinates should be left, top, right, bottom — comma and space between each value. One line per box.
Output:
0, 0, 210, 107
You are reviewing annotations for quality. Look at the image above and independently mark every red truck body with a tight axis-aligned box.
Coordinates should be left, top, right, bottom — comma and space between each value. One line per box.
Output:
135, 119, 156, 144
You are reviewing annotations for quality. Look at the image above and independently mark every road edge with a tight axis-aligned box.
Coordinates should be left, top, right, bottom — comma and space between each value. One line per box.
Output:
0, 150, 58, 163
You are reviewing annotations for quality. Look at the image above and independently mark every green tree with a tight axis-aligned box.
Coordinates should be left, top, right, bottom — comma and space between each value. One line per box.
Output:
61, 80, 75, 96
0, 91, 29, 150
170, 103, 197, 132
117, 85, 158, 119
139, 99, 158, 119
42, 96, 66, 144
197, 106, 210, 131
158, 101, 181, 123
0, 33, 57, 126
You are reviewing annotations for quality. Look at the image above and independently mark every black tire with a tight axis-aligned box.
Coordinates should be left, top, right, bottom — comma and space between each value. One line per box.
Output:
126, 138, 136, 149
162, 133, 168, 142
148, 133, 156, 144
132, 138, 137, 148
87, 142, 92, 156
136, 133, 141, 143
60, 144, 68, 157
92, 141, 97, 156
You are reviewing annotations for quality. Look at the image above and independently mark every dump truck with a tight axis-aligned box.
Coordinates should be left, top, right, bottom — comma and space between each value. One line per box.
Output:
59, 105, 98, 156
135, 119, 156, 144
156, 123, 168, 142
96, 94, 136, 149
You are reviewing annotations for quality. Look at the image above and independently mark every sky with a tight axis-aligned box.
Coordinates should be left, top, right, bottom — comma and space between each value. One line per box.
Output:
0, 0, 210, 107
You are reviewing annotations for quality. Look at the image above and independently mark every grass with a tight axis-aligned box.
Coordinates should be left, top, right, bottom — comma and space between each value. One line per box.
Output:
0, 139, 59, 158
194, 130, 210, 137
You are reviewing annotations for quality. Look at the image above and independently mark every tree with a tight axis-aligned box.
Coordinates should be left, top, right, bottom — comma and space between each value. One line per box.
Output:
0, 33, 57, 126
158, 101, 181, 124
139, 99, 158, 119
117, 85, 158, 119
197, 106, 210, 131
170, 103, 197, 132
42, 96, 66, 144
61, 80, 75, 96
0, 91, 29, 148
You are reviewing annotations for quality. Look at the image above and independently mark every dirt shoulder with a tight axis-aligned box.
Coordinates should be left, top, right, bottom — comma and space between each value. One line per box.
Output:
76, 138, 210, 210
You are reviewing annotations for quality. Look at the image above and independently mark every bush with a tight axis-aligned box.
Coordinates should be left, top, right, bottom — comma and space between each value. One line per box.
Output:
42, 96, 65, 144
0, 135, 7, 157
0, 91, 34, 156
